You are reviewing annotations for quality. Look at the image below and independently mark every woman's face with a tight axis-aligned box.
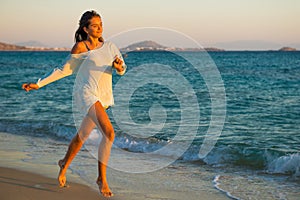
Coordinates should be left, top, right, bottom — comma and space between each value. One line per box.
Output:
85, 16, 103, 39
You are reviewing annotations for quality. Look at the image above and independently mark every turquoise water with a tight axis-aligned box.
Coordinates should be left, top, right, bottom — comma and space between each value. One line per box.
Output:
0, 50, 299, 199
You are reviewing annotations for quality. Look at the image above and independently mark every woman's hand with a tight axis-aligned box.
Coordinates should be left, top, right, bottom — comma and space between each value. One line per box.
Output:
22, 83, 39, 92
113, 56, 124, 73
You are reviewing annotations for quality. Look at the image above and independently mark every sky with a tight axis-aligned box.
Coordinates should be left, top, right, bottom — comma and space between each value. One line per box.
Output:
0, 0, 299, 50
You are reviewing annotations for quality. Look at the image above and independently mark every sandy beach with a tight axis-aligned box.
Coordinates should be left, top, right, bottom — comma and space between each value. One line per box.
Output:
0, 166, 227, 200
0, 167, 105, 200
0, 132, 228, 200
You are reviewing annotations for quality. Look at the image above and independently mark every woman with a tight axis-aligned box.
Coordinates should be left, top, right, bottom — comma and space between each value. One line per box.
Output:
22, 10, 126, 197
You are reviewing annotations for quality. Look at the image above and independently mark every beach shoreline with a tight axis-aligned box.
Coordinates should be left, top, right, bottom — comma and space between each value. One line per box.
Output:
0, 166, 229, 200
0, 167, 105, 200
0, 131, 229, 200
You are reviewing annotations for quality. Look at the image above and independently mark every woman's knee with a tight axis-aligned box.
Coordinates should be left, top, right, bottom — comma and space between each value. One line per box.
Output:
73, 133, 84, 145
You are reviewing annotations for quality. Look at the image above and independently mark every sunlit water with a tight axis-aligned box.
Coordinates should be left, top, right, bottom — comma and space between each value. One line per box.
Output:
0, 50, 299, 199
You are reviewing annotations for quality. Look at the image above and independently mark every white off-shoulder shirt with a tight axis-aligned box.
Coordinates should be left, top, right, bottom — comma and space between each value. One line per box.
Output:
36, 41, 126, 115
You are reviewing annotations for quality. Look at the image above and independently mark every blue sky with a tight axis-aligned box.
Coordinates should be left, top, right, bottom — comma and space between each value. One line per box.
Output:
0, 0, 299, 50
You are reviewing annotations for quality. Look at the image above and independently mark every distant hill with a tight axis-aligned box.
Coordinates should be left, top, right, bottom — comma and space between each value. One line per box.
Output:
121, 40, 166, 51
124, 40, 166, 50
278, 47, 297, 51
0, 41, 69, 51
14, 40, 49, 48
0, 42, 28, 50
121, 40, 225, 52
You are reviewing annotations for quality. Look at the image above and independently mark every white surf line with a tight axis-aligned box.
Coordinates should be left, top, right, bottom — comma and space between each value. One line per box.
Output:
213, 175, 240, 200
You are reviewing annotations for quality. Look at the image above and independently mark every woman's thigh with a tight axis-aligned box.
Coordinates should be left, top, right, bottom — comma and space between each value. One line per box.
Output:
87, 101, 114, 139
77, 115, 97, 142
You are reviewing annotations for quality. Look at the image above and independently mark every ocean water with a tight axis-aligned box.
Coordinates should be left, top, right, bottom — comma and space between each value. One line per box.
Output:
0, 50, 299, 199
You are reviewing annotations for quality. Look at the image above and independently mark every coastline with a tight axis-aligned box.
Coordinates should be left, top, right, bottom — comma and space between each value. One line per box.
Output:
1, 41, 298, 52
0, 167, 104, 200
0, 167, 228, 200
0, 131, 228, 200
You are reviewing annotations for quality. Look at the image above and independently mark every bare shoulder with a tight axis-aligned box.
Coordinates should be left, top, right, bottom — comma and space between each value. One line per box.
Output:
71, 42, 87, 54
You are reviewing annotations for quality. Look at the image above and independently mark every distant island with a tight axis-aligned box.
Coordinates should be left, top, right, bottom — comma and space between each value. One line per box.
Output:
278, 47, 297, 51
0, 41, 298, 52
0, 42, 69, 51
0, 40, 224, 52
120, 40, 225, 52
121, 41, 297, 52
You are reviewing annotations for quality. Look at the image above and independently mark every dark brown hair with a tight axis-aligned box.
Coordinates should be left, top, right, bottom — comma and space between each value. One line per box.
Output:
74, 10, 104, 42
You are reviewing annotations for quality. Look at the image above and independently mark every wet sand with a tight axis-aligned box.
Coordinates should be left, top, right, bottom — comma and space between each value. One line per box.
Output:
0, 131, 228, 200
0, 167, 111, 200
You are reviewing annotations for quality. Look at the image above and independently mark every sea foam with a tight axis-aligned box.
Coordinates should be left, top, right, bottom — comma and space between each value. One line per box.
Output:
267, 153, 300, 177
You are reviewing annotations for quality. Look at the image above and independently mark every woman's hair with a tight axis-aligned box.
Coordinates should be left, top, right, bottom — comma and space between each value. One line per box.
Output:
75, 10, 104, 42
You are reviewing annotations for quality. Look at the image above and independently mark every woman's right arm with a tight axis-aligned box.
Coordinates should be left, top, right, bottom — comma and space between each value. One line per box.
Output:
22, 42, 85, 92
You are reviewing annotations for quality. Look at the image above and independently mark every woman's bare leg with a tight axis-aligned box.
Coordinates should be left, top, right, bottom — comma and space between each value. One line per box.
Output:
88, 101, 115, 197
58, 116, 96, 187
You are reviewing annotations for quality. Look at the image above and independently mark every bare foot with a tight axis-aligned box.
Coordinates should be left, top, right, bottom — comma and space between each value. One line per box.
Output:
96, 179, 113, 197
58, 160, 67, 187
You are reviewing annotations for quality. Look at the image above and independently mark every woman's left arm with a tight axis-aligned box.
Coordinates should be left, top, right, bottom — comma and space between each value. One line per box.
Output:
113, 56, 127, 76
110, 42, 127, 76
